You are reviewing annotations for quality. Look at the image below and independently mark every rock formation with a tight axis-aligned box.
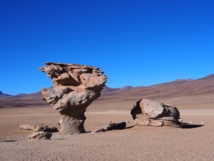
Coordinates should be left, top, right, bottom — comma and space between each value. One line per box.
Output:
39, 62, 107, 135
131, 99, 181, 127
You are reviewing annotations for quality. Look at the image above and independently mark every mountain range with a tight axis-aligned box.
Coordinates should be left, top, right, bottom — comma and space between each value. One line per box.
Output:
0, 74, 214, 108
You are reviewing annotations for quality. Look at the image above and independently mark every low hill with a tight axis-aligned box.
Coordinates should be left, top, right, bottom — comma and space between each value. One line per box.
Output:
0, 74, 214, 108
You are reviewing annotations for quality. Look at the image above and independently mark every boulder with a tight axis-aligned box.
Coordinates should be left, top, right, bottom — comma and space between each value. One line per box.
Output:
40, 62, 107, 135
131, 99, 181, 127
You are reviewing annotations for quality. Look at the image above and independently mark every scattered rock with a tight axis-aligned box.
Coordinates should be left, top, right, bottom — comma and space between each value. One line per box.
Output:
40, 62, 107, 135
28, 132, 52, 140
33, 125, 59, 132
131, 99, 181, 127
20, 124, 58, 132
20, 124, 36, 130
92, 122, 126, 133
179, 119, 183, 123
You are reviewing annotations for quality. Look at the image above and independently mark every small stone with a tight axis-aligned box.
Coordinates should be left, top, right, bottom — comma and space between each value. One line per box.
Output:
29, 132, 52, 140
20, 124, 58, 132
188, 121, 192, 124
179, 119, 183, 123
92, 122, 126, 133
20, 124, 35, 130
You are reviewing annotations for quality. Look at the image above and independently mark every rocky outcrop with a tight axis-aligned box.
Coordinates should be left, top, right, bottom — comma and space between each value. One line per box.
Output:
40, 62, 107, 135
131, 99, 181, 127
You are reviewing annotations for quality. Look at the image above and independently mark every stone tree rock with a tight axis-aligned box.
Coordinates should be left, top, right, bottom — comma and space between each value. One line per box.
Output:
39, 62, 107, 135
131, 99, 181, 127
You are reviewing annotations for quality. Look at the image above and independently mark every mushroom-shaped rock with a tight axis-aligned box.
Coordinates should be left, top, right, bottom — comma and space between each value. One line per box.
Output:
40, 62, 107, 135
131, 99, 181, 127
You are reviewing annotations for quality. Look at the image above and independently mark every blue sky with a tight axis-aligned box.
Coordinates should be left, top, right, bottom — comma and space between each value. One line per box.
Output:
0, 0, 214, 95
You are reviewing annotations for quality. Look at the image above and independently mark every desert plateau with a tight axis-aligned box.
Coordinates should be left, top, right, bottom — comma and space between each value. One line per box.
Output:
0, 71, 214, 161
2, 0, 214, 160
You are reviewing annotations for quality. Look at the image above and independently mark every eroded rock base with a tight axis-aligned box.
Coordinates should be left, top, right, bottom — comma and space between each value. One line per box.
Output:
59, 116, 86, 135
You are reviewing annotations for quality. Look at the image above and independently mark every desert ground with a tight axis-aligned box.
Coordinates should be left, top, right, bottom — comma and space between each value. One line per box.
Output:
0, 95, 214, 161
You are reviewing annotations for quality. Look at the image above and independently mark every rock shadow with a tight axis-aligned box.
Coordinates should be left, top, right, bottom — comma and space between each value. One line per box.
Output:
0, 140, 17, 142
180, 123, 204, 129
91, 122, 134, 133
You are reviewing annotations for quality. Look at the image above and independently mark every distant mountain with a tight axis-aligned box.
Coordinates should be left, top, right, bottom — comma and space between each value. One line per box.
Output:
101, 86, 134, 93
0, 91, 43, 108
0, 91, 5, 95
0, 91, 11, 108
0, 91, 10, 97
174, 78, 193, 82
0, 74, 214, 108
99, 74, 214, 101
119, 86, 134, 90
101, 86, 119, 93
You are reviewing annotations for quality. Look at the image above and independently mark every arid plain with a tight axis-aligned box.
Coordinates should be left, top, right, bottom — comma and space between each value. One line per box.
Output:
0, 74, 214, 161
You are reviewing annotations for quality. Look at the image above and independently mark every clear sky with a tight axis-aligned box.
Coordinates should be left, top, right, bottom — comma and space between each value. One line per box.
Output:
1, 0, 214, 95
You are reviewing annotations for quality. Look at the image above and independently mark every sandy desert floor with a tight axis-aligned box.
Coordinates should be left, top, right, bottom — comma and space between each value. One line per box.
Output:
0, 96, 214, 161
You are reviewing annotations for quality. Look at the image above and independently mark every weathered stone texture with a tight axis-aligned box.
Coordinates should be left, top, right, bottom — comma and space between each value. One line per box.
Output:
40, 62, 107, 135
131, 99, 181, 127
